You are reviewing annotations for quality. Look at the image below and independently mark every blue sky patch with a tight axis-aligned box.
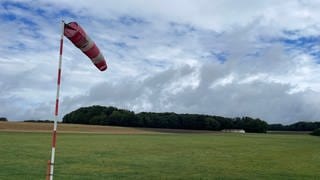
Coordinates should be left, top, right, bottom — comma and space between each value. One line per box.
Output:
118, 16, 147, 26
169, 22, 196, 36
281, 36, 320, 60
282, 36, 320, 49
202, 51, 228, 63
113, 42, 129, 48
129, 35, 139, 40
2, 1, 30, 11
0, 13, 16, 21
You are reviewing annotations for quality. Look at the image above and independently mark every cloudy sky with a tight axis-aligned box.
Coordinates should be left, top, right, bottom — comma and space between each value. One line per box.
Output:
1, 0, 320, 124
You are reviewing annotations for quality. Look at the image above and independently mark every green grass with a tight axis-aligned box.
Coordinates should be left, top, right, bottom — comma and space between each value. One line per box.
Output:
0, 132, 319, 179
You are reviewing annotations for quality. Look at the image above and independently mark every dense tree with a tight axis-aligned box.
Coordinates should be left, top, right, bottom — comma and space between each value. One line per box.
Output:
62, 105, 270, 133
24, 120, 53, 123
287, 122, 319, 131
0, 117, 8, 121
241, 117, 268, 133
89, 114, 107, 125
205, 117, 221, 130
268, 121, 320, 131
310, 128, 320, 136
268, 124, 285, 131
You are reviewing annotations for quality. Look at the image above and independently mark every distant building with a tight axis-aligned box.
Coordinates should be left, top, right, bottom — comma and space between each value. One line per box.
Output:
222, 129, 245, 133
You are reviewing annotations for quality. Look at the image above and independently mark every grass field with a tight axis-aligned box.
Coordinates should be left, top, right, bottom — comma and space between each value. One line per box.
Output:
0, 122, 319, 179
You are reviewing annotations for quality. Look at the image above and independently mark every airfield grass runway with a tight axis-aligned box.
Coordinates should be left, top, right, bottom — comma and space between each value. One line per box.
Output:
0, 122, 319, 179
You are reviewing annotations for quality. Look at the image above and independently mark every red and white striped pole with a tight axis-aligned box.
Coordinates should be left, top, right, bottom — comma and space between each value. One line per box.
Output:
47, 20, 65, 180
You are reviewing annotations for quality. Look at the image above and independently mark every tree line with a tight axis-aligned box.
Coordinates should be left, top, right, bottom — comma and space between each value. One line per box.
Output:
268, 122, 320, 131
62, 105, 268, 133
24, 120, 53, 123
0, 117, 8, 121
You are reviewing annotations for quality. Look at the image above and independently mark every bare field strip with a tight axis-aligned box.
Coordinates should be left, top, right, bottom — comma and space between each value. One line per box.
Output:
0, 121, 220, 134
0, 122, 157, 134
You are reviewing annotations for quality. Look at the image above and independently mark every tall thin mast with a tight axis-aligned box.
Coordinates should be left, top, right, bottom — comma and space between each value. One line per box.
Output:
47, 20, 65, 180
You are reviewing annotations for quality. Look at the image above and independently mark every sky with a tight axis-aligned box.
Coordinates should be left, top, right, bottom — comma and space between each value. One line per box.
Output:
1, 0, 320, 124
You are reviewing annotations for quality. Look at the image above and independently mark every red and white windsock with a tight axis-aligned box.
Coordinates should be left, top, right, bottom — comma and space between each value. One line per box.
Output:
64, 22, 107, 71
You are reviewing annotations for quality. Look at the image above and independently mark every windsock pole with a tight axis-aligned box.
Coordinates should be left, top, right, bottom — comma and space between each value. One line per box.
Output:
47, 20, 65, 180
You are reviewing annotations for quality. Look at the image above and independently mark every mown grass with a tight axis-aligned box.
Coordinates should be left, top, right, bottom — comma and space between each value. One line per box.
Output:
0, 131, 319, 179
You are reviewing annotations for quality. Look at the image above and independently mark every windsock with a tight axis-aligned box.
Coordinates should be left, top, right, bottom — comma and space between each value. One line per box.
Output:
64, 22, 107, 71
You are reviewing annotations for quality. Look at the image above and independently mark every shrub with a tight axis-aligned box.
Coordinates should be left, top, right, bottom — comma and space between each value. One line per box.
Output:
310, 128, 320, 136
0, 117, 8, 121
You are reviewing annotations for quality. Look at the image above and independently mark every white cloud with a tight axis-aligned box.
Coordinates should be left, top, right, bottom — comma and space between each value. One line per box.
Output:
1, 0, 320, 123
